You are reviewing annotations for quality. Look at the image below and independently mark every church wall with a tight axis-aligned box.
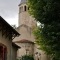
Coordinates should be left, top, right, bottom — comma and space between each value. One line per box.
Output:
18, 3, 36, 27
34, 44, 50, 60
19, 26, 32, 40
16, 43, 34, 58
13, 26, 35, 42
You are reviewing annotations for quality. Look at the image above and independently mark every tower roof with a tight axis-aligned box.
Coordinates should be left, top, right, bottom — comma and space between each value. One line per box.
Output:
14, 39, 34, 44
20, 0, 27, 4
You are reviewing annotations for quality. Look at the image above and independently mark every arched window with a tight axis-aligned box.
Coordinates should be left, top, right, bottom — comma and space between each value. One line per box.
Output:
24, 6, 27, 11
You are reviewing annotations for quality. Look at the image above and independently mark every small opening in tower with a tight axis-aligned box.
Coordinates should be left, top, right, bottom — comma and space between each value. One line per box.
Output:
24, 6, 26, 11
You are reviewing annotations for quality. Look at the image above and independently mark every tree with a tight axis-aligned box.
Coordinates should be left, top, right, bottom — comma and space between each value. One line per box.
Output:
27, 0, 60, 60
19, 55, 34, 60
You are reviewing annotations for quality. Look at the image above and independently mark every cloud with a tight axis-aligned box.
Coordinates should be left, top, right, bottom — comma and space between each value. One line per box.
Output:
0, 0, 21, 26
5, 15, 18, 26
0, 0, 20, 18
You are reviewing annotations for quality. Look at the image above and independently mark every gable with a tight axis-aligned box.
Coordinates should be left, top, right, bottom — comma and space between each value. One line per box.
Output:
17, 24, 32, 34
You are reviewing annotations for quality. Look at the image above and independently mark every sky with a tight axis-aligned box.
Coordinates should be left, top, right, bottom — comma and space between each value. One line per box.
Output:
0, 0, 21, 27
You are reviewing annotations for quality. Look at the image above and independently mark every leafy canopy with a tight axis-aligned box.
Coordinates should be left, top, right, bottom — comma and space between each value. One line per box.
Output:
27, 0, 60, 60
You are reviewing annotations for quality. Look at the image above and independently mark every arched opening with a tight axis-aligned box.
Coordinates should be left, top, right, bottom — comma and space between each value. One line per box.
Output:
0, 43, 7, 60
24, 6, 27, 11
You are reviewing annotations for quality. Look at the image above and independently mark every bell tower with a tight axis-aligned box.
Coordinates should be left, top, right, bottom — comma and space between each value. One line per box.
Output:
13, 0, 50, 60
18, 0, 36, 28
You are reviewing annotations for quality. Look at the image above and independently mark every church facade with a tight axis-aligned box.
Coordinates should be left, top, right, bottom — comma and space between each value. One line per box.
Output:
13, 0, 50, 60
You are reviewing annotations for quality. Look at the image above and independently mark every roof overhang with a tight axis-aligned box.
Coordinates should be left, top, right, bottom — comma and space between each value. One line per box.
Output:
0, 16, 20, 40
14, 39, 34, 44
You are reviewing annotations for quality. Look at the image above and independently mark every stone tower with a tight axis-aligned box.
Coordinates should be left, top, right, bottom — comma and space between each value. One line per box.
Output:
18, 0, 36, 28
13, 0, 37, 58
13, 0, 50, 60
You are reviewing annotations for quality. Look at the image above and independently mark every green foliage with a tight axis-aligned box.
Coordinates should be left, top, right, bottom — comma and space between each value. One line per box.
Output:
28, 0, 60, 24
19, 55, 34, 60
28, 0, 60, 60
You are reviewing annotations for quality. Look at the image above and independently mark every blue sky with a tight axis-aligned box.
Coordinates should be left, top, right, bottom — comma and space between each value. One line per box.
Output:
0, 0, 21, 27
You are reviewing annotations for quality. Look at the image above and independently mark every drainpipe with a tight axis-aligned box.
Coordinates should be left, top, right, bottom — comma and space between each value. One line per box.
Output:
10, 42, 12, 60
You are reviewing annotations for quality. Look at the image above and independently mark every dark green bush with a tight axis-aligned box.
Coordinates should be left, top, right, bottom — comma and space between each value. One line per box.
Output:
19, 55, 34, 60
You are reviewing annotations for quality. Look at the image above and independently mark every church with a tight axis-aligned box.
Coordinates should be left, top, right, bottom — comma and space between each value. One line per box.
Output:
13, 0, 50, 60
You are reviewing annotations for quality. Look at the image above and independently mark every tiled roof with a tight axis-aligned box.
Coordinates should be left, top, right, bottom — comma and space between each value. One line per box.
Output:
14, 39, 34, 44
0, 16, 20, 40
